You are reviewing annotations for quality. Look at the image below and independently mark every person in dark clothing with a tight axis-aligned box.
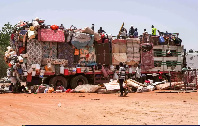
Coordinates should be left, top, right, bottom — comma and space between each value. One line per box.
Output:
134, 28, 138, 38
118, 62, 127, 97
98, 27, 106, 34
91, 24, 94, 31
129, 25, 135, 37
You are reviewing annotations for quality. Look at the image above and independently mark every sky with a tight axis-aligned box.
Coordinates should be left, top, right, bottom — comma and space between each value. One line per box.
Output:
0, 0, 198, 51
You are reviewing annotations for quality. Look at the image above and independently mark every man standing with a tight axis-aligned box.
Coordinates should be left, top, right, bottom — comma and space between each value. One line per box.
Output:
118, 62, 127, 97
135, 64, 141, 82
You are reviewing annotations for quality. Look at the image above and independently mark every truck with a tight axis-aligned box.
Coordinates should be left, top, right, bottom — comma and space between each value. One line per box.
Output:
4, 18, 187, 90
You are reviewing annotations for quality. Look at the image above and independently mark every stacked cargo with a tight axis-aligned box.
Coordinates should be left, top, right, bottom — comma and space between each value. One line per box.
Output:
112, 39, 127, 65
126, 38, 140, 65
4, 18, 102, 85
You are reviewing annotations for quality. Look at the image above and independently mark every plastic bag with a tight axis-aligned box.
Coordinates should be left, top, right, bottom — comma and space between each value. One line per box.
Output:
159, 36, 165, 43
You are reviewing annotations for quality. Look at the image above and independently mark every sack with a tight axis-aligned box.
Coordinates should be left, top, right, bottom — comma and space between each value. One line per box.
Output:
119, 42, 127, 53
94, 32, 101, 41
112, 53, 127, 65
38, 29, 65, 42
159, 36, 165, 43
82, 27, 94, 35
112, 43, 120, 53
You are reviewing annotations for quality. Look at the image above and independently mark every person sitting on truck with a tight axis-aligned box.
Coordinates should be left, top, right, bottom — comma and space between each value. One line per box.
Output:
118, 62, 127, 97
134, 28, 138, 38
129, 25, 135, 37
120, 27, 127, 39
98, 27, 106, 34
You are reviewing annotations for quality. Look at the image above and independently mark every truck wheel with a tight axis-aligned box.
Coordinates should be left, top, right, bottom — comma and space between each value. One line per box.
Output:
70, 75, 88, 89
49, 76, 68, 89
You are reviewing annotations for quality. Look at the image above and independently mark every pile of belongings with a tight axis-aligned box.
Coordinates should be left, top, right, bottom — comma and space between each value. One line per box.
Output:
31, 84, 66, 93
155, 81, 183, 90
126, 79, 155, 92
74, 84, 101, 93
103, 80, 121, 91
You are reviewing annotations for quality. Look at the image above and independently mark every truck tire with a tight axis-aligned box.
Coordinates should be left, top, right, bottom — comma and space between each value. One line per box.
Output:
70, 75, 88, 89
49, 76, 68, 89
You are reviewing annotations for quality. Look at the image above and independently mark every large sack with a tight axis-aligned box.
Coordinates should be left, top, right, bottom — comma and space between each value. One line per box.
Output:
94, 32, 101, 41
74, 84, 100, 93
72, 32, 91, 43
112, 53, 127, 65
82, 27, 94, 35
112, 43, 120, 53
127, 47, 134, 54
119, 42, 127, 53
126, 38, 140, 43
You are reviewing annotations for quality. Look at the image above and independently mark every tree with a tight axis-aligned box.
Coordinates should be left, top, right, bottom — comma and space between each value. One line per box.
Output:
0, 22, 16, 78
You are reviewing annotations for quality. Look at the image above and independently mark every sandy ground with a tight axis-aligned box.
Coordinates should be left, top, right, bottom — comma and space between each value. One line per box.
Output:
0, 91, 198, 125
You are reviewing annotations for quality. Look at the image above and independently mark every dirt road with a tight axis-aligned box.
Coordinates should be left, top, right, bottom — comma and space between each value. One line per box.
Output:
0, 91, 198, 125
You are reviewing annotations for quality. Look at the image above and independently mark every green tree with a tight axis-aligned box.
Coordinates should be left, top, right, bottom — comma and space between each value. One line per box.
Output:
0, 22, 16, 78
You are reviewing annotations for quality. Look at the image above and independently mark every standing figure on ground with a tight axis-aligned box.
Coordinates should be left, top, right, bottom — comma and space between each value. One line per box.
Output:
118, 62, 127, 97
135, 64, 141, 82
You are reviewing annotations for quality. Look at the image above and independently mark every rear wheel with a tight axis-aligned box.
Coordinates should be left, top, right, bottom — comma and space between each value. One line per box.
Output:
70, 75, 88, 89
49, 76, 68, 89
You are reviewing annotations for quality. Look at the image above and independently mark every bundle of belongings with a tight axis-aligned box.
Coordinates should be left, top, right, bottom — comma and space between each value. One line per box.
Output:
67, 27, 102, 66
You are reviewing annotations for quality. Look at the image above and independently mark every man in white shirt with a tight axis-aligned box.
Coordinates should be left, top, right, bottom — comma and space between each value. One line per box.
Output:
135, 64, 141, 82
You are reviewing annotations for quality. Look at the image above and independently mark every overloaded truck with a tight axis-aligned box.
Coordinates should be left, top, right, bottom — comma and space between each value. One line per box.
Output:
4, 17, 185, 90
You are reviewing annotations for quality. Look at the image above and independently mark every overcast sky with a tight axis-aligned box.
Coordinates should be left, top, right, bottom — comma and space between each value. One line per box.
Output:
0, 0, 198, 51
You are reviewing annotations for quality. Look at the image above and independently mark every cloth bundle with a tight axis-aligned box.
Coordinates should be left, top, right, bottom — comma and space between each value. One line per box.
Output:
141, 43, 154, 71
71, 32, 94, 49
58, 41, 74, 67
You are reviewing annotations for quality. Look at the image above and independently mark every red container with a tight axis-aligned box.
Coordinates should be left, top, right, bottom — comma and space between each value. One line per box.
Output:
76, 67, 81, 73
64, 69, 69, 75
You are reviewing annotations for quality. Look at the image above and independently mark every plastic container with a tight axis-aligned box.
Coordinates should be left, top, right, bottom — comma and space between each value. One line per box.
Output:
76, 67, 81, 73
72, 68, 76, 72
36, 64, 40, 71
60, 65, 64, 74
64, 68, 69, 75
